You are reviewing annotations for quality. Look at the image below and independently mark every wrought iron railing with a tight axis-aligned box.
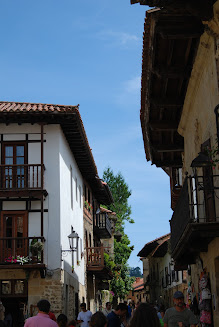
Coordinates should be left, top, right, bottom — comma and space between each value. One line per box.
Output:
170, 175, 219, 252
93, 213, 112, 237
0, 164, 45, 190
0, 237, 45, 264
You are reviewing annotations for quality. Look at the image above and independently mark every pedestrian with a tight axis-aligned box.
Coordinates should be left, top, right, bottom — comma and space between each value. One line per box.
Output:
24, 299, 58, 327
90, 312, 107, 327
57, 314, 68, 327
129, 303, 160, 327
102, 303, 112, 317
49, 311, 56, 322
67, 319, 76, 327
77, 303, 92, 327
0, 300, 5, 321
123, 301, 131, 321
107, 303, 128, 327
163, 291, 198, 327
4, 310, 12, 327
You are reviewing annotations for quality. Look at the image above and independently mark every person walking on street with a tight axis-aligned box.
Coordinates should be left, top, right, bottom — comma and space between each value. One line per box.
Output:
0, 300, 5, 321
57, 314, 68, 327
24, 299, 58, 327
77, 303, 92, 327
163, 291, 198, 327
107, 303, 128, 327
102, 303, 112, 317
90, 312, 107, 327
129, 303, 160, 327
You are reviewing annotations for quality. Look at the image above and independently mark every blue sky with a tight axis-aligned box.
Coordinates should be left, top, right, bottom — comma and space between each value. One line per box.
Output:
0, 0, 172, 269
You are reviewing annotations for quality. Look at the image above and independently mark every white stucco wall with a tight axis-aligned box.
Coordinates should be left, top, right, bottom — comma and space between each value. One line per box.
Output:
58, 127, 84, 285
0, 123, 84, 286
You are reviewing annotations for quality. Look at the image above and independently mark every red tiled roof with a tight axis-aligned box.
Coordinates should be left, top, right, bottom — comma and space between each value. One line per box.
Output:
134, 284, 144, 291
100, 206, 116, 215
132, 277, 144, 290
151, 236, 170, 257
0, 101, 78, 113
138, 233, 170, 257
0, 101, 113, 205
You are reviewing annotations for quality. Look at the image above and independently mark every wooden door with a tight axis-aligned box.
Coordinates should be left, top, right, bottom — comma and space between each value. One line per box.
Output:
2, 143, 26, 189
0, 212, 28, 262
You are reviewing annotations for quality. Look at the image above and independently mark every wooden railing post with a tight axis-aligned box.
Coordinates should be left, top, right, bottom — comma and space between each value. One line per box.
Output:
100, 244, 104, 266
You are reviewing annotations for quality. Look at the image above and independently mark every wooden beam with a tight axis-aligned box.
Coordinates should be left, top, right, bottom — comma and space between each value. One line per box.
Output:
149, 120, 178, 131
150, 97, 183, 108
157, 27, 203, 39
155, 160, 182, 168
153, 144, 184, 153
152, 66, 190, 79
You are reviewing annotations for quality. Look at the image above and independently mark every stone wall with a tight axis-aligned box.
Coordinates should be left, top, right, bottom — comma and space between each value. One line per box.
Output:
177, 3, 219, 324
0, 268, 85, 320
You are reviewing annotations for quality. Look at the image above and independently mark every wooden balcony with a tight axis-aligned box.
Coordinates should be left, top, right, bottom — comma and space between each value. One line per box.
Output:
93, 213, 112, 239
86, 246, 113, 279
0, 164, 47, 199
0, 237, 45, 269
170, 175, 219, 265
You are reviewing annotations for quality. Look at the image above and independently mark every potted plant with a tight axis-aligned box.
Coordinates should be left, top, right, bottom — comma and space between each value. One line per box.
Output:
30, 239, 44, 261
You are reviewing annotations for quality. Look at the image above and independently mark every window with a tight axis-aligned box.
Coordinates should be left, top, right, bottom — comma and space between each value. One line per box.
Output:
75, 178, 78, 202
70, 166, 73, 209
2, 143, 26, 189
0, 212, 28, 262
0, 279, 27, 297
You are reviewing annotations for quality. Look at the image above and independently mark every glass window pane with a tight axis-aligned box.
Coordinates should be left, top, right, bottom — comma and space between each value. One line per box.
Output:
16, 146, 24, 156
5, 158, 13, 165
2, 281, 11, 294
17, 217, 23, 236
5, 146, 13, 157
15, 280, 24, 294
16, 157, 24, 165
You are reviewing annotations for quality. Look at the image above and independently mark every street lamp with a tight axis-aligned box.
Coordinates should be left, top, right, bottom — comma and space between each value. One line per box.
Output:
61, 231, 79, 257
191, 152, 212, 169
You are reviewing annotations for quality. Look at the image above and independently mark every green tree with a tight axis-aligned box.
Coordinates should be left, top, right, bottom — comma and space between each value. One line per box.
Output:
129, 267, 142, 277
102, 167, 135, 302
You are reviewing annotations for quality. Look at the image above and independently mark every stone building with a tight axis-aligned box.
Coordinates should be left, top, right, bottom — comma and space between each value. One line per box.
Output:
83, 201, 116, 313
132, 0, 219, 324
126, 277, 145, 304
0, 101, 112, 325
138, 234, 186, 308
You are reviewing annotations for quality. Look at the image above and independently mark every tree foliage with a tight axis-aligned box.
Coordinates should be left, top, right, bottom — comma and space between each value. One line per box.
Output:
129, 266, 142, 277
103, 167, 134, 227
102, 167, 135, 300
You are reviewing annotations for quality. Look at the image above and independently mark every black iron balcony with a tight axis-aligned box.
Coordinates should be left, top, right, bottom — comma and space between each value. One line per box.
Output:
93, 212, 112, 238
170, 175, 219, 265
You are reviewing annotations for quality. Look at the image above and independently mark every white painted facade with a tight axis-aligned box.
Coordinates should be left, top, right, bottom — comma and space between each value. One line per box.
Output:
0, 123, 85, 286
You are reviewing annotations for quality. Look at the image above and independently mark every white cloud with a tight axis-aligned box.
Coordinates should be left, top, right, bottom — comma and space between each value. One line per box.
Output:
97, 29, 140, 47
115, 75, 141, 106
123, 76, 141, 94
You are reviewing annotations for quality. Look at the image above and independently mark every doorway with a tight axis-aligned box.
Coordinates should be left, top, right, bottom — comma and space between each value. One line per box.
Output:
2, 297, 27, 327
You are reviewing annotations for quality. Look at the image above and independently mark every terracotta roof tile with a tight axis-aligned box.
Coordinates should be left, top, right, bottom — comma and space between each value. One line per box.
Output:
132, 278, 144, 290
0, 101, 78, 113
0, 100, 114, 205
